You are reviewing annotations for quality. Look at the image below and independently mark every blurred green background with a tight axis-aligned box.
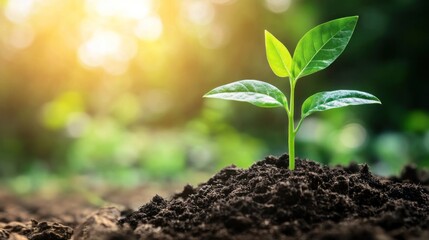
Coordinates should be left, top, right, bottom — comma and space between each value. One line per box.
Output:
0, 0, 428, 193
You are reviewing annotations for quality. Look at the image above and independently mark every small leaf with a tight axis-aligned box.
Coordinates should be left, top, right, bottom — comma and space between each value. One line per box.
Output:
204, 80, 287, 108
265, 30, 293, 78
301, 90, 381, 118
292, 16, 358, 80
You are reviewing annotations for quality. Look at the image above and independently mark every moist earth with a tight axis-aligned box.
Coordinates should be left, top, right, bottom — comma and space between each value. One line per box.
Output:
1, 154, 429, 240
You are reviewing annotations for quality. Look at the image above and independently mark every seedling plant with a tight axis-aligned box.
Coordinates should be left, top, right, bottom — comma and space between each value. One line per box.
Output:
204, 16, 381, 170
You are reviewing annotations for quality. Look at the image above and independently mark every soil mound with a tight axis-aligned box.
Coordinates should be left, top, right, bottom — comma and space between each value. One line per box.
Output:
119, 154, 429, 240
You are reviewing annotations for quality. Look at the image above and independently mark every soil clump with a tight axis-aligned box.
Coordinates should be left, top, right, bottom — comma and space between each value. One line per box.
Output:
120, 155, 429, 240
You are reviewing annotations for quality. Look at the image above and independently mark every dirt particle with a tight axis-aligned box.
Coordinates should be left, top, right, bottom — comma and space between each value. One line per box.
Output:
332, 176, 349, 194
28, 220, 73, 240
224, 216, 252, 232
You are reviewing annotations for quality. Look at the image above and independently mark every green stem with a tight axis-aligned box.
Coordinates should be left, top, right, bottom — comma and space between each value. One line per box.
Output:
294, 117, 304, 134
288, 79, 296, 170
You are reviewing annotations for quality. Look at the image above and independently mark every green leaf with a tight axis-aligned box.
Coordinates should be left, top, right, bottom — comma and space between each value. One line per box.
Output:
265, 30, 293, 78
301, 90, 381, 118
292, 16, 358, 80
203, 80, 287, 108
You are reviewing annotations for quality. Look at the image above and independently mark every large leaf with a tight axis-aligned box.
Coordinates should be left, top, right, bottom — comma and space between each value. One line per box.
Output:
292, 16, 358, 80
301, 90, 381, 118
204, 80, 287, 108
265, 30, 293, 78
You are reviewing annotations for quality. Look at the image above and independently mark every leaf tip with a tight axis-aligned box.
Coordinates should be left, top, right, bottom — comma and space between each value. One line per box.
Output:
349, 15, 359, 24
371, 95, 382, 104
264, 30, 272, 38
202, 92, 212, 98
344, 15, 359, 21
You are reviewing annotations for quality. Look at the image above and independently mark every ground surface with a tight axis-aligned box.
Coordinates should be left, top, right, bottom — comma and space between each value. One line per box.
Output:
1, 154, 429, 240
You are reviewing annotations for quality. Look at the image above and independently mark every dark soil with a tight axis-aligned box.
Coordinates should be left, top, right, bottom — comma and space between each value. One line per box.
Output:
119, 155, 429, 240
1, 154, 429, 240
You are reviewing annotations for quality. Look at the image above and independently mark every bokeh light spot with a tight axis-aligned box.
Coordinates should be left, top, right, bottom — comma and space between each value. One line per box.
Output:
41, 92, 84, 130
4, 0, 34, 23
134, 15, 163, 41
78, 29, 137, 74
85, 0, 152, 20
297, 118, 327, 142
184, 0, 215, 26
78, 30, 121, 67
198, 24, 229, 49
66, 112, 91, 138
264, 0, 291, 13
7, 24, 34, 49
339, 123, 367, 149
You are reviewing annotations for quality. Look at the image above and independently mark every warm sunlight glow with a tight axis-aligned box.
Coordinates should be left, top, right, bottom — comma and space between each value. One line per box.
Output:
76, 0, 163, 74
7, 24, 34, 49
135, 15, 163, 41
79, 30, 122, 67
184, 0, 215, 25
78, 30, 137, 75
210, 0, 236, 4
4, 0, 35, 23
198, 24, 229, 49
85, 0, 152, 20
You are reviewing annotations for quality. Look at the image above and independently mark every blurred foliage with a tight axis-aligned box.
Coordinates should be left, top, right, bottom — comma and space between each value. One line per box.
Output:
0, 0, 428, 192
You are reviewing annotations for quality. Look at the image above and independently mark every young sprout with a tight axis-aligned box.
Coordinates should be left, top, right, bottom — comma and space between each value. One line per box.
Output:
204, 16, 381, 170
